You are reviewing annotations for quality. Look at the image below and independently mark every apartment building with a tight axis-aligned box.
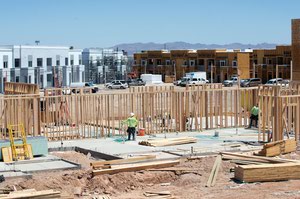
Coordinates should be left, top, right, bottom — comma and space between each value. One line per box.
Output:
133, 46, 291, 83
0, 45, 85, 92
133, 49, 251, 83
82, 48, 128, 83
252, 45, 291, 81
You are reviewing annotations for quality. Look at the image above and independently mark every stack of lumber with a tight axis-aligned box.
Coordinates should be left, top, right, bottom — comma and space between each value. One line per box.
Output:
257, 139, 297, 157
139, 137, 197, 147
222, 152, 300, 183
235, 162, 300, 182
144, 191, 174, 198
92, 156, 180, 176
0, 189, 62, 198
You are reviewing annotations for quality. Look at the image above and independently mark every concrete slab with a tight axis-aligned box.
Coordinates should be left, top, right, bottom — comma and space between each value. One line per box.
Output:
48, 128, 262, 158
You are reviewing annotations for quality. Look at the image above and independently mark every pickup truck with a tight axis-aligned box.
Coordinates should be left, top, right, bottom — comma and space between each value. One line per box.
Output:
127, 79, 146, 86
223, 77, 238, 87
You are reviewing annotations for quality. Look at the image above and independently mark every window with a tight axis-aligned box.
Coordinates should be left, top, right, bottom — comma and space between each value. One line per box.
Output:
28, 76, 32, 83
27, 55, 32, 67
3, 55, 8, 68
3, 61, 8, 68
37, 58, 43, 67
220, 60, 226, 66
16, 76, 20, 82
141, 60, 146, 66
232, 61, 237, 66
15, 59, 20, 68
268, 59, 272, 64
47, 58, 52, 66
166, 60, 170, 65
189, 60, 195, 66
70, 55, 74, 65
79, 55, 82, 65
47, 74, 52, 82
156, 59, 161, 65
65, 57, 68, 66
56, 55, 60, 66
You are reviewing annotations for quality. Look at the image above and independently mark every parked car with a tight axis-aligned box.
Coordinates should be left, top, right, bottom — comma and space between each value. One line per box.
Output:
105, 80, 127, 87
106, 80, 128, 89
266, 78, 290, 87
240, 78, 262, 87
70, 82, 99, 93
127, 79, 146, 86
223, 77, 238, 87
173, 79, 182, 86
179, 77, 207, 87
265, 78, 284, 85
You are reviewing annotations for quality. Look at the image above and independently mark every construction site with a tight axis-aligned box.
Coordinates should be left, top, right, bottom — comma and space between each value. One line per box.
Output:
0, 80, 299, 198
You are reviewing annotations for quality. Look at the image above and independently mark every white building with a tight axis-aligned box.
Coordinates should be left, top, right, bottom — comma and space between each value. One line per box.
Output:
82, 48, 128, 83
0, 45, 85, 92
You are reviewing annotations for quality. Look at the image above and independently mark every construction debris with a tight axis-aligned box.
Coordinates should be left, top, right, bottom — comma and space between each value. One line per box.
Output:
139, 137, 197, 147
256, 139, 297, 157
92, 160, 180, 176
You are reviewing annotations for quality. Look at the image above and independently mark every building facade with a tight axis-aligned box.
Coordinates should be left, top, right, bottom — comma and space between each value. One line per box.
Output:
133, 46, 291, 83
0, 45, 85, 92
82, 48, 128, 84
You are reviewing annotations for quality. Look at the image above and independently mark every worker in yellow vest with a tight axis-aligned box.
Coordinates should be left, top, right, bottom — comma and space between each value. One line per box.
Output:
248, 104, 259, 128
124, 113, 138, 141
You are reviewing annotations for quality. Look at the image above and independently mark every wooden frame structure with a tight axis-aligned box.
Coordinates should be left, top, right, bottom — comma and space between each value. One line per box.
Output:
0, 84, 258, 141
258, 82, 300, 142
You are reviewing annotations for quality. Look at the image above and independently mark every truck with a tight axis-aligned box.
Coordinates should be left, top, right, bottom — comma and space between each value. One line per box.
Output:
179, 72, 208, 87
185, 72, 207, 80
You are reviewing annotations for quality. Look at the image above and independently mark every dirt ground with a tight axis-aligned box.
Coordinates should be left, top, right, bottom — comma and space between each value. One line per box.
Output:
1, 151, 300, 199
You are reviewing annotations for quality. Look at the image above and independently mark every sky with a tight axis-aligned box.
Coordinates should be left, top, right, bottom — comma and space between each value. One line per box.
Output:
0, 0, 299, 48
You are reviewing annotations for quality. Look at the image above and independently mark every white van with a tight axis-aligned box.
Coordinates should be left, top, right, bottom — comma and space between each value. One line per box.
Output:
180, 77, 206, 87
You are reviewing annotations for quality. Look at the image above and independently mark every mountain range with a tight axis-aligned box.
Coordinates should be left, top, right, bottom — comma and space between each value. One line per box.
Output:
112, 42, 283, 55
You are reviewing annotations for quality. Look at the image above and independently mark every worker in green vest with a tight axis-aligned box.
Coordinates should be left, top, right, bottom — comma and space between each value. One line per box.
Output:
124, 112, 138, 141
248, 104, 259, 128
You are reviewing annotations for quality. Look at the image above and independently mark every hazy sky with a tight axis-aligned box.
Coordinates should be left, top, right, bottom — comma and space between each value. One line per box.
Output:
0, 0, 299, 48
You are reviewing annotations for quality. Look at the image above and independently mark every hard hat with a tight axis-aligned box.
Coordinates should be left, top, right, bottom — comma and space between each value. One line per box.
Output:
130, 112, 135, 116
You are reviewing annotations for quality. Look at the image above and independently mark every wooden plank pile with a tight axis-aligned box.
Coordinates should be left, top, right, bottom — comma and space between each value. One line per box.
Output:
139, 137, 197, 147
235, 162, 300, 183
256, 139, 297, 157
92, 155, 180, 176
0, 189, 64, 198
221, 152, 300, 183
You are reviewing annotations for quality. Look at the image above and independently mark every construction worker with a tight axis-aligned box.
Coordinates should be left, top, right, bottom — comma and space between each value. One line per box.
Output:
248, 104, 259, 128
124, 112, 138, 141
